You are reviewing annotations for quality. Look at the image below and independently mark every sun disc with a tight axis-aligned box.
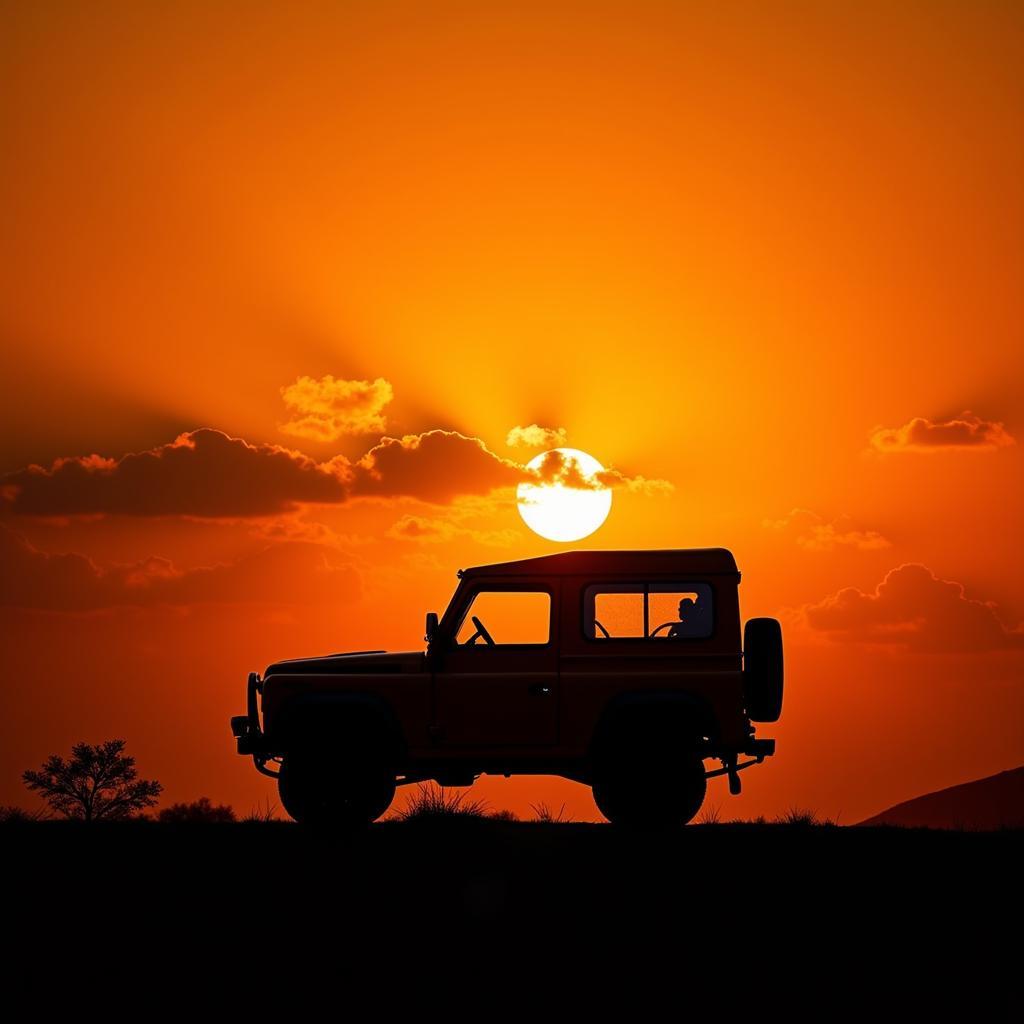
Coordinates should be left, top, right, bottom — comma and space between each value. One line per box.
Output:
517, 448, 612, 542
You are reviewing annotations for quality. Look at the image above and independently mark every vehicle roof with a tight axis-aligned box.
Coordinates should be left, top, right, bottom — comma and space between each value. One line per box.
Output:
459, 548, 739, 578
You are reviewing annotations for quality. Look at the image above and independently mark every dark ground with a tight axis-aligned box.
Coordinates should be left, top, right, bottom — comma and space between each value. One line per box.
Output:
4, 820, 1019, 1000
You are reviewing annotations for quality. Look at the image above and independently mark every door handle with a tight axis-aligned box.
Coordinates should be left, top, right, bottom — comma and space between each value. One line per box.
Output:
527, 683, 552, 697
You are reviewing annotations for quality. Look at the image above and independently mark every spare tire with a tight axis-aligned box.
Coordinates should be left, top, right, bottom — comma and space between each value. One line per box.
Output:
743, 617, 784, 722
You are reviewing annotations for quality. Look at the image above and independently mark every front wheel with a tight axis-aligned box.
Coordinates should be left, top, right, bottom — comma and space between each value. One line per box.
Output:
278, 749, 396, 828
592, 755, 707, 827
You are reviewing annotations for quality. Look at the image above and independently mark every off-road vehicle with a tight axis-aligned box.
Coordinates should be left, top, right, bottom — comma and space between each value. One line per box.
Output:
231, 548, 782, 826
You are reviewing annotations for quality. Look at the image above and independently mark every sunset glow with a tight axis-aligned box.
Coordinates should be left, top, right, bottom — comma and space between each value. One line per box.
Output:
1, 1, 1021, 826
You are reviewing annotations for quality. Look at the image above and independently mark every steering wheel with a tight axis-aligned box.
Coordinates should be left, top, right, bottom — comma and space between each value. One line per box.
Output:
469, 615, 495, 646
649, 622, 677, 638
593, 619, 610, 638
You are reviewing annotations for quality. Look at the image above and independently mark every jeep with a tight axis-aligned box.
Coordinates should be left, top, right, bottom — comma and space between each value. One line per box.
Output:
231, 548, 783, 826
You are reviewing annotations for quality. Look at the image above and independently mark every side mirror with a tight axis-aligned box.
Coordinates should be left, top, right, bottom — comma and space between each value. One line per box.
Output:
424, 612, 439, 645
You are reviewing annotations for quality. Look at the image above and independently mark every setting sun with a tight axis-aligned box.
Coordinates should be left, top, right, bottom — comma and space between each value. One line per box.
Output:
516, 448, 612, 542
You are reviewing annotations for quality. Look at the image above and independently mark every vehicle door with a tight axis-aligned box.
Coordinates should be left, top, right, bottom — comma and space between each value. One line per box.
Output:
434, 581, 558, 746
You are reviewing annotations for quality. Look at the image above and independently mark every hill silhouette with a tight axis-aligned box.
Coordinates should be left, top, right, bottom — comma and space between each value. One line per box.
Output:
857, 766, 1024, 829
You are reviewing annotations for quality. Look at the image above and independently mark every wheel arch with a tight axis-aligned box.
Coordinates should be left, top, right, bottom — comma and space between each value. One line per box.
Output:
269, 692, 408, 764
588, 691, 719, 760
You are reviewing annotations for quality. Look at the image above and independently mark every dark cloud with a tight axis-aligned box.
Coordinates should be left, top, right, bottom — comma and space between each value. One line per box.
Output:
0, 429, 347, 517
349, 430, 526, 503
0, 428, 526, 518
0, 526, 360, 610
869, 412, 1014, 453
529, 449, 673, 495
1, 427, 672, 519
804, 564, 1023, 653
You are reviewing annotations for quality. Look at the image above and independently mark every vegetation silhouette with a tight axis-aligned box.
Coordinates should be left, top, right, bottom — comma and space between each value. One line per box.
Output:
488, 808, 520, 822
389, 785, 581, 824
158, 797, 236, 824
697, 803, 723, 825
22, 740, 162, 821
391, 782, 492, 821
530, 801, 573, 823
776, 806, 839, 827
241, 799, 280, 823
0, 805, 51, 823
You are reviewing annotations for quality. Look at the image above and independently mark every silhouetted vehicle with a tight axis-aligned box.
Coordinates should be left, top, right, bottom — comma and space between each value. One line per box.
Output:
231, 549, 782, 826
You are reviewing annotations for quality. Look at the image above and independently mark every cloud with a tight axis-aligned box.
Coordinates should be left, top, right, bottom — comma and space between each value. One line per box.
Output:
1, 428, 672, 519
528, 449, 674, 496
869, 412, 1015, 453
279, 375, 393, 441
0, 429, 348, 517
596, 470, 675, 497
245, 515, 373, 548
386, 514, 520, 547
1, 428, 526, 517
387, 515, 457, 542
764, 509, 890, 551
0, 526, 360, 611
803, 564, 1024, 653
349, 430, 526, 503
505, 424, 568, 448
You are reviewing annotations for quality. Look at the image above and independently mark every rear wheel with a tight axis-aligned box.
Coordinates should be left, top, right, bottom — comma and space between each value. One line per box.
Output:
278, 748, 396, 828
592, 751, 707, 827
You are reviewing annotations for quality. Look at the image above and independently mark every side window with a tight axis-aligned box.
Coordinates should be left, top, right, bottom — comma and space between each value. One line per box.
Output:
589, 584, 644, 638
647, 584, 712, 639
585, 583, 713, 640
456, 590, 551, 646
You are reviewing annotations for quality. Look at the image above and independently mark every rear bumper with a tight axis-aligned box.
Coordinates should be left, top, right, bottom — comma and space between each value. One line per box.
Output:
742, 738, 775, 759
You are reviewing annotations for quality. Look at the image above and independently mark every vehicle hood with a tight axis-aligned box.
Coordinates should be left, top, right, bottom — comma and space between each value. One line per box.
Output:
263, 650, 424, 677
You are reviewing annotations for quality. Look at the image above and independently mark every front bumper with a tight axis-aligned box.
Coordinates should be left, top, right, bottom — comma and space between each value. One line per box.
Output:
230, 672, 273, 757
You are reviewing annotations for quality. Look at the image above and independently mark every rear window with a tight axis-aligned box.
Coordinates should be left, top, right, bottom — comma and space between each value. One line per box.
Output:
584, 582, 713, 640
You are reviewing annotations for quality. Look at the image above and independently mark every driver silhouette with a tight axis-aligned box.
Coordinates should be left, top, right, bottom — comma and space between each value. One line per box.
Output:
667, 597, 698, 638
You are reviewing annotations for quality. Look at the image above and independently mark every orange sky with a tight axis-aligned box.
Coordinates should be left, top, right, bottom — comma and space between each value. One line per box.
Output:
2, 1, 1022, 822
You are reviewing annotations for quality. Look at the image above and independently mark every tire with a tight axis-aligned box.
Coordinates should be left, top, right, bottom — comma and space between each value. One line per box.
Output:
278, 747, 396, 828
743, 617, 784, 722
592, 752, 707, 827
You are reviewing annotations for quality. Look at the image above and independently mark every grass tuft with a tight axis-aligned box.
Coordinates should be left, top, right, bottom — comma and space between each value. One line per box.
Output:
530, 802, 573, 824
158, 797, 236, 824
696, 804, 723, 826
392, 783, 491, 822
241, 798, 280, 823
775, 807, 828, 827
488, 809, 520, 823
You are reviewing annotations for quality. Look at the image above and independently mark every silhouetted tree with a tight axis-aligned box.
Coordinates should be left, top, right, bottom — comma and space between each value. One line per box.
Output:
158, 797, 236, 824
22, 740, 162, 821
